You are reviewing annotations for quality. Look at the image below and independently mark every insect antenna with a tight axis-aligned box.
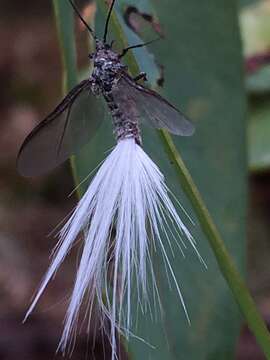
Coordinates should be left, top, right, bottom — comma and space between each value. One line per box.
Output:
103, 0, 116, 43
119, 37, 160, 58
68, 0, 97, 41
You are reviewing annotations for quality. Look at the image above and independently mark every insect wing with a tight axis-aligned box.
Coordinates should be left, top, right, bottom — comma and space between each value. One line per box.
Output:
113, 75, 195, 136
17, 80, 104, 177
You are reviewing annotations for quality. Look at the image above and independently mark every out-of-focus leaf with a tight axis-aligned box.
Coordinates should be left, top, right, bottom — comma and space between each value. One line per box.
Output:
240, 0, 270, 93
246, 65, 270, 94
249, 102, 270, 172
240, 0, 270, 57
53, 0, 77, 91
73, 0, 247, 359
239, 1, 270, 171
240, 0, 259, 6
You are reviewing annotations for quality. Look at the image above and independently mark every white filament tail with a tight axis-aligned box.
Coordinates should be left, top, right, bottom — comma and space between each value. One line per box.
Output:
25, 138, 202, 358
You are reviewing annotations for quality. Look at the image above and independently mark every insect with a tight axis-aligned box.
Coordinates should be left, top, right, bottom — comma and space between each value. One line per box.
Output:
17, 0, 194, 177
20, 2, 200, 358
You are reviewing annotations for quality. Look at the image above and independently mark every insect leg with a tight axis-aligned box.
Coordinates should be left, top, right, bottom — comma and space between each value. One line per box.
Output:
133, 72, 147, 82
118, 37, 160, 58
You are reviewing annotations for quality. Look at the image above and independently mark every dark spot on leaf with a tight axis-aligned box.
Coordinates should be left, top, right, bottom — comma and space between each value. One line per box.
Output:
123, 6, 164, 37
123, 6, 165, 88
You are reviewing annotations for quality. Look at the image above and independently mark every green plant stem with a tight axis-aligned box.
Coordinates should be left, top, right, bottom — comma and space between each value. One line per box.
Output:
160, 130, 270, 358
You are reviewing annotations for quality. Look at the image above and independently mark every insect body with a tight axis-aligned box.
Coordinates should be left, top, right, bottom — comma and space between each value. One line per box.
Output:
91, 40, 142, 144
17, 0, 194, 177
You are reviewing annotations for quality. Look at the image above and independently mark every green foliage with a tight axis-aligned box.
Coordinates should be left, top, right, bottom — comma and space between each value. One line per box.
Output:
88, 1, 247, 358
240, 0, 270, 172
53, 0, 270, 359
52, 0, 77, 91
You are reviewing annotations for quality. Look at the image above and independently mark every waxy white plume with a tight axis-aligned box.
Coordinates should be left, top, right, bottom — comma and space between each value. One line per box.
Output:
25, 138, 203, 358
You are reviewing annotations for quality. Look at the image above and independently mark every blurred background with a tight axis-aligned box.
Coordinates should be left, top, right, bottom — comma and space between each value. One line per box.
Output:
0, 1, 87, 359
1, 0, 270, 359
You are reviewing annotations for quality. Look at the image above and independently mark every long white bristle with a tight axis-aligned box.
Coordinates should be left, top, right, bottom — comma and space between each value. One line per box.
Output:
25, 138, 202, 358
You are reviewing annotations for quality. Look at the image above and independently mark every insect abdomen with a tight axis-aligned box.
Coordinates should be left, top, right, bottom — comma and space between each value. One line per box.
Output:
105, 93, 141, 145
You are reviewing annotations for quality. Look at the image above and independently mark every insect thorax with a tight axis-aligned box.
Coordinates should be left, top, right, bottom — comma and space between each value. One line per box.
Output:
90, 44, 141, 145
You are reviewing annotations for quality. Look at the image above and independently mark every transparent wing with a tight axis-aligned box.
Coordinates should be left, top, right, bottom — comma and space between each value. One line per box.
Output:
112, 75, 195, 136
17, 80, 104, 177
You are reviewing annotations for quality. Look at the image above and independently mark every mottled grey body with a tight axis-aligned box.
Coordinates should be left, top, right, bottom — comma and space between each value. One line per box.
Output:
90, 40, 141, 144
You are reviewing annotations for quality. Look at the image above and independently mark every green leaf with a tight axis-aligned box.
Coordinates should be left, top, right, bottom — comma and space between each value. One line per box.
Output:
73, 0, 248, 359
52, 0, 77, 91
130, 2, 247, 358
54, 0, 269, 359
